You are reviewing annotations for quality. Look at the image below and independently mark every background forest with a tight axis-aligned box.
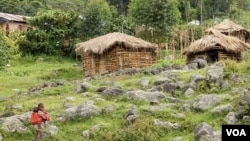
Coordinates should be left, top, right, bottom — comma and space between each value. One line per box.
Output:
1, 0, 250, 69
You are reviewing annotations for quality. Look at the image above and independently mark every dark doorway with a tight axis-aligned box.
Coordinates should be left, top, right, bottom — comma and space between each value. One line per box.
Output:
207, 51, 218, 63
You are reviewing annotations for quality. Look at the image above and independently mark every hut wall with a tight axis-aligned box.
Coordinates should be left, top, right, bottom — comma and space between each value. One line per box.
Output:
224, 31, 250, 43
187, 51, 243, 64
82, 46, 157, 77
218, 51, 242, 61
82, 53, 96, 77
98, 54, 108, 74
105, 46, 119, 73
116, 46, 156, 69
1, 22, 29, 35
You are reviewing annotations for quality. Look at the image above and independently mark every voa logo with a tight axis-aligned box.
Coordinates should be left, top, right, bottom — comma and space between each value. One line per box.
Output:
226, 129, 246, 136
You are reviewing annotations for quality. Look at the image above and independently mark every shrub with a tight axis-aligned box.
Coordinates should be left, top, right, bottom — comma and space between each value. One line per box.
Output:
0, 30, 20, 70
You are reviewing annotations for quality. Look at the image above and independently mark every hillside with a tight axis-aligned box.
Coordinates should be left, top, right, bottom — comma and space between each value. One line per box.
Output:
0, 53, 250, 141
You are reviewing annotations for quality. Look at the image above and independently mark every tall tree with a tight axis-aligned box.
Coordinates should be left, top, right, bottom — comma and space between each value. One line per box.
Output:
128, 0, 181, 42
107, 0, 130, 15
80, 0, 113, 40
179, 0, 198, 23
46, 0, 87, 14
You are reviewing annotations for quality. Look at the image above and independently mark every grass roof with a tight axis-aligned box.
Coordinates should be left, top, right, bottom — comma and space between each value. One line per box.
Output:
75, 32, 158, 55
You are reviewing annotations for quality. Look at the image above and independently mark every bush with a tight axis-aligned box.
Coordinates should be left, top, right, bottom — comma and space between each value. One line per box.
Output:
0, 30, 20, 70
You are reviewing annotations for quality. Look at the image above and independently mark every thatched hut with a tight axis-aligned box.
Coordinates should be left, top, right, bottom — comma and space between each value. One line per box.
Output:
183, 29, 250, 64
205, 19, 250, 43
75, 32, 158, 77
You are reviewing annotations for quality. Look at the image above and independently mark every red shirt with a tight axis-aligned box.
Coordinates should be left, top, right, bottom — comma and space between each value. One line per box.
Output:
30, 112, 43, 125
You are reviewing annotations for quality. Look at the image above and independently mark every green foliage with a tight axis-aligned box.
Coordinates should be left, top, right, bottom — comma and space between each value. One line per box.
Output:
46, 0, 87, 14
80, 0, 113, 40
224, 59, 250, 74
107, 0, 130, 15
0, 0, 46, 16
96, 118, 164, 141
178, 0, 198, 23
0, 55, 81, 97
0, 30, 20, 70
18, 10, 78, 56
110, 14, 135, 35
128, 0, 181, 43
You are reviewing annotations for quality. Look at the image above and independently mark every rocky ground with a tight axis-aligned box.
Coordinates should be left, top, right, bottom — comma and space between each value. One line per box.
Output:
0, 59, 250, 141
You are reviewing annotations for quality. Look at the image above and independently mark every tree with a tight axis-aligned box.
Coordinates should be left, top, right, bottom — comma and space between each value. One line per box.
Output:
46, 0, 87, 14
179, 0, 198, 23
79, 0, 113, 40
18, 10, 78, 56
107, 0, 130, 15
0, 0, 46, 16
128, 0, 181, 43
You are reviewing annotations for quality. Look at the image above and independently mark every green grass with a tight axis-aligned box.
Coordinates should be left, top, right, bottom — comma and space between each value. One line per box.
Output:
1, 52, 250, 141
0, 55, 82, 97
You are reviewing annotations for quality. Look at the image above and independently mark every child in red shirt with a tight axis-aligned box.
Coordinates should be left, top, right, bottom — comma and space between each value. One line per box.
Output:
30, 107, 43, 141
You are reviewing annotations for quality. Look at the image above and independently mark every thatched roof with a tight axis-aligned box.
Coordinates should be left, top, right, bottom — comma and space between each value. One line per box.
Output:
205, 19, 249, 34
183, 29, 250, 56
75, 32, 158, 54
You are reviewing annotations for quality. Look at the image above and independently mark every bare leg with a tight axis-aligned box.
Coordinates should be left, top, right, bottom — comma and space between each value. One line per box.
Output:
35, 124, 42, 141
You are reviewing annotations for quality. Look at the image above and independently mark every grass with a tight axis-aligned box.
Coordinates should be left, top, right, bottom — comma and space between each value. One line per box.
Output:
0, 52, 250, 141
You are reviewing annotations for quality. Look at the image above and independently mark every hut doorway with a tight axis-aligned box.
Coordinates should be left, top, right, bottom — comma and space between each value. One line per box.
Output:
207, 51, 218, 63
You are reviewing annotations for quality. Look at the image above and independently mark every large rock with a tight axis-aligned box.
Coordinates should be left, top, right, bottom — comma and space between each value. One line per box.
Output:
75, 83, 89, 93
194, 122, 214, 141
187, 63, 198, 69
100, 87, 125, 97
42, 125, 58, 139
240, 90, 250, 105
224, 112, 238, 124
62, 107, 77, 119
138, 78, 150, 88
126, 90, 165, 102
153, 78, 172, 86
211, 104, 233, 115
193, 94, 222, 111
16, 112, 31, 122
62, 101, 101, 119
154, 119, 181, 129
199, 131, 221, 141
2, 117, 29, 132
191, 58, 208, 69
76, 101, 101, 118
156, 82, 181, 94
190, 74, 205, 84
162, 71, 180, 81
206, 62, 225, 87
184, 88, 195, 97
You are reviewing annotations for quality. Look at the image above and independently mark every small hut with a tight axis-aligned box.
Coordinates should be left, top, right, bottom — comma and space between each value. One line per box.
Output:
183, 29, 250, 64
75, 32, 158, 77
0, 12, 30, 36
205, 19, 250, 43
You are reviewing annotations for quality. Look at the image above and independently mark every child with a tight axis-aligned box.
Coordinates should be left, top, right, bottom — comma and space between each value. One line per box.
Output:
30, 107, 43, 141
37, 103, 50, 124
